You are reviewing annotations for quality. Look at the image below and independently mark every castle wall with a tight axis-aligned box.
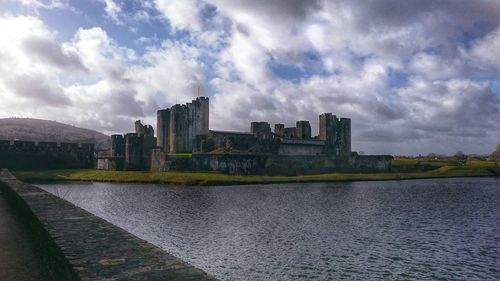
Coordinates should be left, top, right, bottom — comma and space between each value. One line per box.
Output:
319, 113, 351, 156
169, 104, 189, 153
339, 118, 351, 156
250, 122, 272, 139
165, 97, 209, 153
277, 140, 325, 156
141, 135, 156, 171
282, 127, 297, 139
0, 140, 95, 170
295, 121, 311, 139
111, 135, 125, 157
156, 109, 170, 152
351, 154, 393, 172
193, 97, 209, 136
206, 130, 257, 151
124, 133, 142, 170
135, 120, 154, 136
274, 124, 285, 136
151, 153, 393, 175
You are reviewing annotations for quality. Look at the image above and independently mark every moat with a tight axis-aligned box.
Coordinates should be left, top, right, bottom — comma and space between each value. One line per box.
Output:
38, 178, 500, 280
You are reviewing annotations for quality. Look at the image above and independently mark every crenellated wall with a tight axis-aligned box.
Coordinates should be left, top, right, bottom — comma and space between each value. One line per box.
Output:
159, 97, 210, 153
319, 113, 351, 156
0, 140, 94, 170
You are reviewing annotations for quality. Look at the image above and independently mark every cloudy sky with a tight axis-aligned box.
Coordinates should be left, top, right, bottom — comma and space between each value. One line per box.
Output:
0, 0, 499, 155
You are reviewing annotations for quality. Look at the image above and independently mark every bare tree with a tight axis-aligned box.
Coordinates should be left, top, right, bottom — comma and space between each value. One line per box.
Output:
454, 151, 466, 160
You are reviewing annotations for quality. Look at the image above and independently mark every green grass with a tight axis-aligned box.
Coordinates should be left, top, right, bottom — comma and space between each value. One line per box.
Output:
12, 161, 500, 186
392, 159, 462, 167
170, 153, 192, 158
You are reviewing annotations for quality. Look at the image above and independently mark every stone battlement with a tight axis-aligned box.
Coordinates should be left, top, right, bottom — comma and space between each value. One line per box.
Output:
0, 139, 95, 170
104, 96, 392, 174
0, 140, 94, 150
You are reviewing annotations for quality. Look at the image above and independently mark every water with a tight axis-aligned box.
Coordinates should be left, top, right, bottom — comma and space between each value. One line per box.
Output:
38, 178, 500, 280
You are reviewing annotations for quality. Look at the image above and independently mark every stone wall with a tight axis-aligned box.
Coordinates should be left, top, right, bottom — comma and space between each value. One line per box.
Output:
319, 114, 351, 156
352, 154, 394, 172
156, 109, 170, 151
206, 130, 257, 151
105, 121, 156, 171
295, 121, 311, 139
250, 122, 272, 139
0, 169, 216, 280
0, 140, 94, 170
151, 152, 393, 175
160, 97, 209, 153
277, 142, 325, 156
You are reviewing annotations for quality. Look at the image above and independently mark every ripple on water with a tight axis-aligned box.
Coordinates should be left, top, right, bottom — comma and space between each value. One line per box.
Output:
38, 178, 500, 281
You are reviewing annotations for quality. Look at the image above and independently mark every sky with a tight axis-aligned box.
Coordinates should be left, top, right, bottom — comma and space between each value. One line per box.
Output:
0, 0, 499, 155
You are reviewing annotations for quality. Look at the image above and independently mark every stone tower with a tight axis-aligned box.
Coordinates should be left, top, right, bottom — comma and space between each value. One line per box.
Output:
251, 122, 272, 140
274, 124, 285, 137
169, 104, 189, 153
319, 113, 351, 156
157, 109, 170, 152
339, 118, 351, 156
110, 135, 125, 157
159, 96, 210, 154
296, 121, 311, 139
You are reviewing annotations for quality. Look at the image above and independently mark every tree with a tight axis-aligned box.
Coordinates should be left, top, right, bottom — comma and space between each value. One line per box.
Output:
454, 151, 466, 160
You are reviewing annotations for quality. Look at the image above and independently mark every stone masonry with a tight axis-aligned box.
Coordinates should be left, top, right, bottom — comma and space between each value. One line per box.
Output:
0, 169, 216, 281
102, 96, 392, 174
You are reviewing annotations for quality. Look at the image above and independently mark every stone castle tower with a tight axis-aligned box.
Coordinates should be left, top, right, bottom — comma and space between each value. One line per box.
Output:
319, 113, 351, 156
157, 97, 209, 153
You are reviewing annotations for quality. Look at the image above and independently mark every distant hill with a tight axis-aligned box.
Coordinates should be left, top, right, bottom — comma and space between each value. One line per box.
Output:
0, 118, 110, 149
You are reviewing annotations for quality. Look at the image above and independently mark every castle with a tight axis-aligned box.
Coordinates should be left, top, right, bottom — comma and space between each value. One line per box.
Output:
98, 97, 392, 175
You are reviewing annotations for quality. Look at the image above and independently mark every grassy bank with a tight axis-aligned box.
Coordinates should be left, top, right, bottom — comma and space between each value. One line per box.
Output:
12, 160, 500, 186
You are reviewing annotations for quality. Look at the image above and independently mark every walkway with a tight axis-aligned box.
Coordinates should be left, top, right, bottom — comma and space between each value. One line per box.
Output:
0, 169, 216, 281
0, 187, 47, 281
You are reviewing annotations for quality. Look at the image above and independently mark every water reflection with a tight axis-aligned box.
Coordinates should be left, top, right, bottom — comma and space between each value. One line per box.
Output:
39, 178, 500, 280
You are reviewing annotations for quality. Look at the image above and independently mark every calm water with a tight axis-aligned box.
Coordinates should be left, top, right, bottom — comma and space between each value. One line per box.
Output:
38, 178, 500, 280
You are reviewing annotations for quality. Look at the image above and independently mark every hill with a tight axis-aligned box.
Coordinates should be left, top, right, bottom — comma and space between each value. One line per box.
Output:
0, 118, 109, 149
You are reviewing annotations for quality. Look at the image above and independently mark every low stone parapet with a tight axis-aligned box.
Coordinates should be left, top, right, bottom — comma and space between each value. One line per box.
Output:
0, 169, 216, 281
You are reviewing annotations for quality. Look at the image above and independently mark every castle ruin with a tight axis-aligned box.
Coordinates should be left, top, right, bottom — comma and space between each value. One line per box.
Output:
97, 121, 156, 171
99, 97, 392, 175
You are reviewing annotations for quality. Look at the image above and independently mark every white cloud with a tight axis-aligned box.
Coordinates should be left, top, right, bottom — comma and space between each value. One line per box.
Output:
469, 26, 500, 71
2, 1, 500, 154
100, 0, 122, 24
153, 0, 202, 32
13, 0, 66, 9
0, 14, 209, 134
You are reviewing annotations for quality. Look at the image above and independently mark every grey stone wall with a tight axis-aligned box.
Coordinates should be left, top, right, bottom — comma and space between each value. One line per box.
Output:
160, 97, 209, 154
319, 113, 351, 156
274, 124, 285, 136
124, 133, 142, 170
156, 109, 170, 151
111, 134, 125, 157
0, 169, 216, 281
151, 152, 393, 175
250, 122, 272, 140
0, 140, 94, 170
277, 143, 324, 156
206, 130, 257, 151
352, 154, 393, 172
295, 121, 311, 139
